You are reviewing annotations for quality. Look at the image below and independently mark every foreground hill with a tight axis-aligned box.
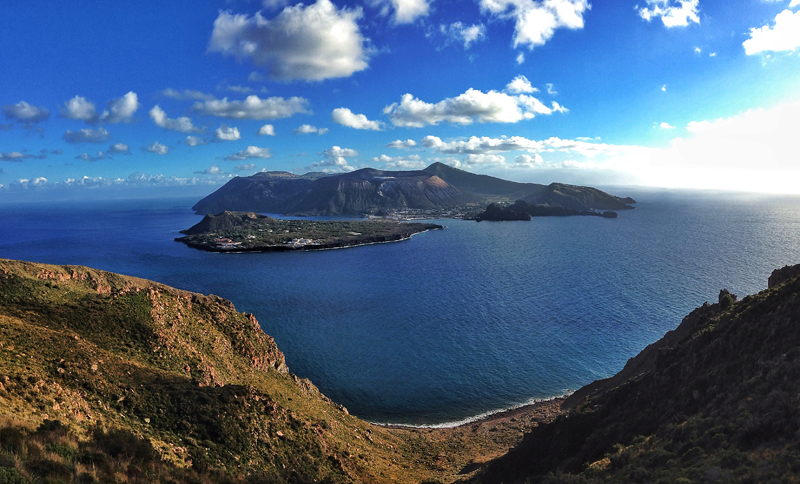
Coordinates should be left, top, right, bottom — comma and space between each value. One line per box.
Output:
192, 163, 634, 217
469, 264, 800, 483
0, 259, 559, 483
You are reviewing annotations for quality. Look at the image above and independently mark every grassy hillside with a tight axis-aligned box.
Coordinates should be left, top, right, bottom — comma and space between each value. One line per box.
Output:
0, 259, 558, 483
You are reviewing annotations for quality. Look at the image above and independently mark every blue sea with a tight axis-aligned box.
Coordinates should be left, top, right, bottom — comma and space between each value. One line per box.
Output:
2, 189, 800, 426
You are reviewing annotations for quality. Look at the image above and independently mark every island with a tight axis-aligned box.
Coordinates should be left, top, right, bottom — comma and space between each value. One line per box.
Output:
474, 200, 619, 221
174, 211, 444, 252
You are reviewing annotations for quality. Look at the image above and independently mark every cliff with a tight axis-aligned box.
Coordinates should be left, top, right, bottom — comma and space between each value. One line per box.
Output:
469, 263, 800, 483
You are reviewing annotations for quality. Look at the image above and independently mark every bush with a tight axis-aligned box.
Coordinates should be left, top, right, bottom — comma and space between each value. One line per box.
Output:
0, 467, 27, 484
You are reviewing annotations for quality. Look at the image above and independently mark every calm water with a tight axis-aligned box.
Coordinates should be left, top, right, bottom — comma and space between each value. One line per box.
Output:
1, 189, 800, 426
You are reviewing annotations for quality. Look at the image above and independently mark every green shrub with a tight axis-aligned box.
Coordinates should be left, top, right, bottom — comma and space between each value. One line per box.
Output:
0, 467, 27, 484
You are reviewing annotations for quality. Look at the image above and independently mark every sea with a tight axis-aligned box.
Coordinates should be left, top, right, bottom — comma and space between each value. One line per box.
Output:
1, 188, 800, 426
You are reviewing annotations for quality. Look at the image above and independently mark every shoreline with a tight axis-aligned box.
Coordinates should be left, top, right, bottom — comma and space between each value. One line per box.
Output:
374, 393, 570, 430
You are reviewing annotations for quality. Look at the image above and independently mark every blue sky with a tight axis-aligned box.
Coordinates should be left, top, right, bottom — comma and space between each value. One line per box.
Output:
1, 0, 799, 199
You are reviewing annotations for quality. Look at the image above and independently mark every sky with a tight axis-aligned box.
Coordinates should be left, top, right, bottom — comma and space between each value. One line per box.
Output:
1, 0, 799, 200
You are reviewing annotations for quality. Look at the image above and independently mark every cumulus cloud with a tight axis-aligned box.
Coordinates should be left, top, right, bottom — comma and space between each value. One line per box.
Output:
372, 154, 425, 169
293, 124, 328, 135
516, 52, 525, 64
235, 163, 257, 171
185, 136, 207, 146
743, 9, 800, 55
331, 108, 384, 130
150, 105, 202, 133
258, 124, 276, 136
464, 153, 507, 166
144, 141, 169, 155
384, 80, 567, 127
104, 92, 140, 124
1, 151, 46, 161
515, 153, 544, 166
63, 127, 111, 144
437, 22, 487, 49
307, 146, 358, 173
160, 88, 215, 101
208, 0, 371, 81
11, 177, 48, 189
108, 143, 129, 155
425, 135, 637, 159
3, 101, 50, 126
387, 139, 418, 149
213, 124, 242, 141
506, 75, 538, 93
479, 0, 590, 49
659, 122, 675, 129
370, 0, 430, 23
637, 0, 700, 28
196, 165, 226, 175
192, 95, 309, 120
62, 92, 139, 124
225, 146, 273, 160
76, 151, 108, 162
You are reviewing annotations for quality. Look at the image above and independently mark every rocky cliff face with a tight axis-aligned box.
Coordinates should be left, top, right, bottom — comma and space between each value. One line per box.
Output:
471, 263, 800, 484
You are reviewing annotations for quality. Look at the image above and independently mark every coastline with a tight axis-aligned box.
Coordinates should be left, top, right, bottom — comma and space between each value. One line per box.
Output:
375, 393, 570, 430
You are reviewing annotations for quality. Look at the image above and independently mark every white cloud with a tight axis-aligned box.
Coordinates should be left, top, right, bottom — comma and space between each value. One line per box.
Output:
516, 52, 525, 64
465, 153, 506, 166
3, 101, 50, 125
76, 151, 108, 162
63, 127, 111, 144
506, 75, 538, 93
235, 163, 257, 171
225, 146, 273, 161
662, 84, 667, 91
424, 135, 640, 160
791, 0, 800, 7
1, 151, 45, 161
258, 124, 276, 136
659, 122, 675, 129
213, 124, 242, 141
331, 107, 384, 130
108, 143, 130, 154
387, 139, 418, 149
263, 0, 289, 9
370, 0, 430, 24
373, 154, 425, 169
709, 52, 716, 57
308, 146, 358, 173
161, 88, 215, 101
293, 124, 328, 134
479, 0, 590, 49
62, 93, 139, 124
104, 92, 139, 124
60, 96, 97, 122
208, 0, 371, 81
743, 9, 800, 55
192, 95, 309, 120
12, 177, 48, 189
515, 153, 544, 166
149, 105, 201, 133
439, 22, 487, 49
546, 83, 557, 95
185, 136, 206, 146
637, 0, 700, 28
196, 165, 226, 175
144, 141, 169, 155
422, 135, 443, 148
384, 80, 567, 127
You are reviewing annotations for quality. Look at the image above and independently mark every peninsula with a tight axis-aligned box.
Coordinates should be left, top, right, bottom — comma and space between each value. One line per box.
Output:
175, 211, 443, 252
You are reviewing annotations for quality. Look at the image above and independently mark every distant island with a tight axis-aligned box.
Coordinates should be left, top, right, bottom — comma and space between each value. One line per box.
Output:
192, 162, 635, 219
474, 200, 619, 221
175, 211, 443, 252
